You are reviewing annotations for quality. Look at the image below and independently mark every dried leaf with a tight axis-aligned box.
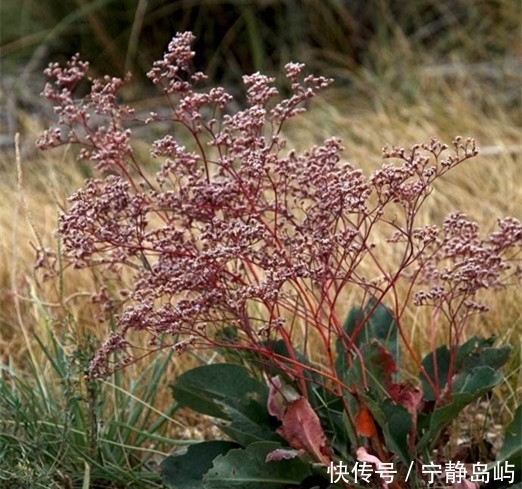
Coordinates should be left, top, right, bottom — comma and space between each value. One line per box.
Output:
265, 448, 301, 462
369, 341, 397, 388
356, 446, 382, 465
267, 376, 285, 419
356, 447, 388, 489
278, 396, 331, 465
355, 403, 378, 438
268, 376, 330, 465
268, 375, 301, 420
389, 383, 422, 416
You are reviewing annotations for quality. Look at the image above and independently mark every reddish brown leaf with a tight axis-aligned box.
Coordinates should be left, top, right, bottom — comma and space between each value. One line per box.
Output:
368, 342, 397, 390
355, 403, 378, 438
389, 382, 422, 416
278, 396, 331, 465
389, 382, 422, 451
267, 376, 331, 465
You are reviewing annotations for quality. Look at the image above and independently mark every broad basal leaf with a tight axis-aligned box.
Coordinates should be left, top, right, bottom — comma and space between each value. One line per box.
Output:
417, 367, 502, 451
202, 441, 312, 489
161, 441, 240, 489
216, 402, 282, 446
171, 363, 268, 420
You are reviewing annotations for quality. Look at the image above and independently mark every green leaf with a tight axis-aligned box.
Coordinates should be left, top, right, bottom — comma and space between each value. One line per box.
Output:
451, 366, 502, 394
345, 342, 398, 399
421, 337, 511, 402
216, 402, 282, 446
341, 391, 359, 448
363, 298, 399, 363
202, 441, 312, 489
171, 363, 268, 420
456, 336, 511, 373
335, 307, 362, 380
161, 441, 240, 489
420, 345, 451, 402
379, 399, 412, 465
335, 299, 399, 381
417, 367, 502, 451
171, 363, 280, 445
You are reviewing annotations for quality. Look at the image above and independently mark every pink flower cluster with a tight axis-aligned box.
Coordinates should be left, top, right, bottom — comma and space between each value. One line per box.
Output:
37, 32, 522, 379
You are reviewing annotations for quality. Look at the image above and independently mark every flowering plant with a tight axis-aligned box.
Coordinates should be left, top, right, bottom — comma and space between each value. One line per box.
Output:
38, 32, 521, 488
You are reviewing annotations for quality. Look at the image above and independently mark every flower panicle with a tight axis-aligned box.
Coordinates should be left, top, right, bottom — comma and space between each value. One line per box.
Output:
37, 32, 522, 380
